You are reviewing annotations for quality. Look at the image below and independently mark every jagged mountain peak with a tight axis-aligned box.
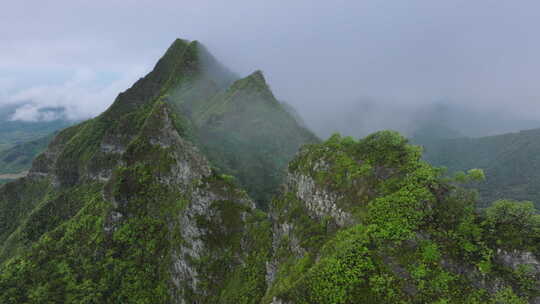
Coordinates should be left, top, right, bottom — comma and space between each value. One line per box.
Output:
18, 37, 316, 205
103, 38, 200, 118
231, 70, 274, 98
246, 70, 266, 85
0, 36, 317, 257
193, 70, 278, 124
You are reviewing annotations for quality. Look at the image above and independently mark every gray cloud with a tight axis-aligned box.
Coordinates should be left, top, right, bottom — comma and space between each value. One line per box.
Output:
2, 1, 540, 133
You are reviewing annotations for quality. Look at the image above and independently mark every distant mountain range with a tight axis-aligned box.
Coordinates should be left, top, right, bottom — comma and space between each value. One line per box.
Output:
419, 127, 540, 209
0, 103, 71, 151
0, 103, 73, 183
0, 104, 73, 182
308, 100, 540, 139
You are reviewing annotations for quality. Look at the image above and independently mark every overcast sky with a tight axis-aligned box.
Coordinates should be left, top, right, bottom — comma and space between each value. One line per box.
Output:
2, 1, 540, 126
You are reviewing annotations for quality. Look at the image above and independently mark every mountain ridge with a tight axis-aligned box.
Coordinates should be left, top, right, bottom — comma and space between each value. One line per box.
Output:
0, 38, 538, 303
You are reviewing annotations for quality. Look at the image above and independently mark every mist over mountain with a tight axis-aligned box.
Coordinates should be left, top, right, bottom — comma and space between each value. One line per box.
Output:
0, 38, 537, 304
305, 100, 540, 140
3, 1, 540, 130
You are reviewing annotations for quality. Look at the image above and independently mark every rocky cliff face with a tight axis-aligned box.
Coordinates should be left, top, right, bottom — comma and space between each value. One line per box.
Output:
0, 39, 538, 304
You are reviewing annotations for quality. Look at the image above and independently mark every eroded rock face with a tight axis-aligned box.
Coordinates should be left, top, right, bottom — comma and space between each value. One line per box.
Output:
147, 104, 212, 186
266, 218, 302, 287
289, 172, 354, 227
497, 250, 540, 274
171, 186, 256, 302
265, 170, 353, 286
172, 188, 217, 302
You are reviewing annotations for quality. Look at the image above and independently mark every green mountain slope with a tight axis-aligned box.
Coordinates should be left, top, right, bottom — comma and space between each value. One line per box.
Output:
0, 100, 271, 303
159, 43, 318, 206
422, 128, 540, 208
0, 39, 274, 302
0, 38, 217, 262
192, 71, 318, 205
0, 39, 537, 303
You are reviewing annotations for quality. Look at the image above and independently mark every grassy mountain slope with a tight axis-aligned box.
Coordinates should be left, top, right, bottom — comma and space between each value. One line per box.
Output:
0, 39, 537, 303
0, 39, 316, 205
153, 45, 319, 206
422, 128, 540, 208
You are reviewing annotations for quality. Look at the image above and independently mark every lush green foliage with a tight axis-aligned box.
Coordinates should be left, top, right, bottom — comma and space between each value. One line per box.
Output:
268, 132, 537, 303
0, 177, 52, 250
483, 200, 540, 253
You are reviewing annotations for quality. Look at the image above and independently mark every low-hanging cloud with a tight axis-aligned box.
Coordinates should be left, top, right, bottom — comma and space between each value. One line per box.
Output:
3, 67, 147, 122
2, 1, 540, 135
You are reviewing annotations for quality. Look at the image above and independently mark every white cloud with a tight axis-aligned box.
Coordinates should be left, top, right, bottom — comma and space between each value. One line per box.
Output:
9, 104, 64, 122
6, 66, 148, 122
